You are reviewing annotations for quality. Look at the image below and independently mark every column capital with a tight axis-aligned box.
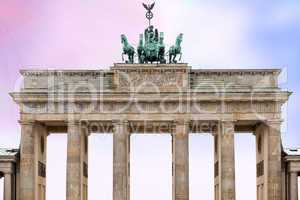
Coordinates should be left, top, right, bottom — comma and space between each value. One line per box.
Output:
211, 122, 220, 135
215, 120, 235, 130
4, 171, 13, 175
287, 160, 300, 174
262, 119, 282, 134
112, 120, 130, 135
219, 119, 236, 124
112, 120, 129, 126
18, 120, 35, 125
1, 166, 14, 175
264, 119, 283, 126
172, 119, 189, 137
67, 120, 80, 126
19, 120, 46, 128
213, 119, 236, 129
172, 119, 190, 126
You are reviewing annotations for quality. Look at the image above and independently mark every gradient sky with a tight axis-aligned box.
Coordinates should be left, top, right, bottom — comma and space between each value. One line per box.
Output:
0, 0, 300, 199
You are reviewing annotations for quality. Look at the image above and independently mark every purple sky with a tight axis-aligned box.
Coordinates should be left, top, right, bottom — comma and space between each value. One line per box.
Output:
0, 0, 300, 199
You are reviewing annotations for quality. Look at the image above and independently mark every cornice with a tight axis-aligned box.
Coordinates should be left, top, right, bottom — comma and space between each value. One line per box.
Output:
190, 68, 281, 76
19, 68, 281, 76
20, 70, 113, 77
10, 91, 290, 103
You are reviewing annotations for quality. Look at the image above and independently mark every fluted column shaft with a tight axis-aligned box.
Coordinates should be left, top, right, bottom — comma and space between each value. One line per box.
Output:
113, 120, 130, 200
66, 121, 88, 200
255, 121, 282, 200
20, 122, 35, 200
19, 121, 47, 200
266, 121, 282, 200
172, 120, 189, 200
214, 121, 236, 200
290, 172, 298, 200
4, 173, 12, 200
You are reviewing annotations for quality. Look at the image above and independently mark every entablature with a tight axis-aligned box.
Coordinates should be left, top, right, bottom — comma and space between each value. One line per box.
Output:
12, 65, 290, 121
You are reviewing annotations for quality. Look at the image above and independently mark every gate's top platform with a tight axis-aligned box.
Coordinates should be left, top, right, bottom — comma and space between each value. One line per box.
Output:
19, 64, 282, 93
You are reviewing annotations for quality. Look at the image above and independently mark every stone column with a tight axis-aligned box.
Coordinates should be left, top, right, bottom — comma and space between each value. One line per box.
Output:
19, 121, 47, 200
255, 121, 282, 200
265, 121, 282, 200
19, 121, 35, 200
290, 172, 298, 200
4, 173, 12, 200
82, 131, 89, 200
214, 121, 236, 200
172, 120, 189, 200
66, 121, 88, 200
213, 126, 219, 200
113, 120, 130, 200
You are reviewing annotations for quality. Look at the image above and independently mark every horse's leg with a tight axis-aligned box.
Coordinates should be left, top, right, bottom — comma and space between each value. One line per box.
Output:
179, 53, 182, 61
173, 54, 177, 63
169, 54, 172, 63
122, 53, 125, 61
129, 54, 133, 63
130, 49, 134, 63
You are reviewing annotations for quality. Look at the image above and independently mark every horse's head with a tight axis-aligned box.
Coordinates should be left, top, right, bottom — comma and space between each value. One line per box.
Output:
138, 34, 144, 46
176, 33, 183, 45
121, 34, 127, 44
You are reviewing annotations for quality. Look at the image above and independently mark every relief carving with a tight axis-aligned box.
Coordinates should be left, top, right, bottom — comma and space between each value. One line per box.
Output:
190, 70, 278, 88
118, 69, 185, 91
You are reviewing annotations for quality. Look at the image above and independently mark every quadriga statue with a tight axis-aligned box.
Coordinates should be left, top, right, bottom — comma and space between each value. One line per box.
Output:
120, 2, 183, 64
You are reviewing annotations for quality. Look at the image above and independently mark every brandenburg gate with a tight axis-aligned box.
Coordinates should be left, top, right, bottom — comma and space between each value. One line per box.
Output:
7, 63, 299, 200
1, 3, 300, 200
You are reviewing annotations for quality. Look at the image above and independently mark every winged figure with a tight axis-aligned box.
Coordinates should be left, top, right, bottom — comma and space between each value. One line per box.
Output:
142, 2, 155, 11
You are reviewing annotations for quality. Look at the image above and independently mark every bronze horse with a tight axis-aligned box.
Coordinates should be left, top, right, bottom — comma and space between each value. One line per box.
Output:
121, 34, 135, 63
168, 33, 183, 63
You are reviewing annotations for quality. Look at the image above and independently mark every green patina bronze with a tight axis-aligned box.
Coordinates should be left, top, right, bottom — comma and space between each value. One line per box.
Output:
121, 3, 183, 64
121, 34, 135, 63
137, 25, 166, 64
168, 33, 183, 63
